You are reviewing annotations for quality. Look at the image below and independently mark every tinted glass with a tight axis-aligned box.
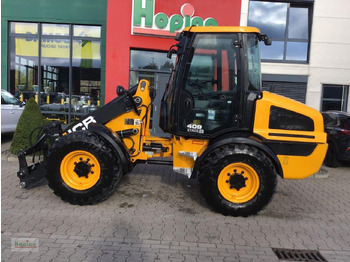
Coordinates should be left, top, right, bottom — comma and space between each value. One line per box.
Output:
323, 85, 343, 99
286, 42, 308, 61
338, 115, 350, 129
178, 33, 242, 135
9, 22, 102, 124
261, 41, 284, 60
288, 7, 309, 39
10, 22, 38, 35
269, 106, 314, 131
9, 35, 39, 99
245, 34, 261, 91
42, 24, 69, 36
248, 1, 287, 39
74, 25, 101, 38
130, 50, 175, 72
248, 2, 310, 62
322, 113, 337, 126
1, 91, 20, 105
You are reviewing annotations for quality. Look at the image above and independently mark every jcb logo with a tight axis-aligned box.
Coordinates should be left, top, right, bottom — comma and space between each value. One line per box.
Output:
67, 116, 96, 133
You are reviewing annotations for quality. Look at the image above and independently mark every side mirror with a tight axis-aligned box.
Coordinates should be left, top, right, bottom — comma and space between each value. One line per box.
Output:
175, 33, 182, 41
167, 48, 177, 59
116, 85, 127, 96
259, 34, 272, 46
167, 44, 178, 59
264, 37, 272, 46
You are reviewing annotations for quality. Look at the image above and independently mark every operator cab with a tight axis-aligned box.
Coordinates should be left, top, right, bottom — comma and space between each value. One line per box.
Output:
160, 26, 270, 139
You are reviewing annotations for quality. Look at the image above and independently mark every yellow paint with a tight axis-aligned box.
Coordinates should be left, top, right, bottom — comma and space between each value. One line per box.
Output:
172, 137, 209, 170
184, 26, 260, 34
60, 150, 101, 190
279, 143, 328, 179
104, 80, 208, 170
254, 91, 327, 143
253, 91, 328, 179
217, 163, 260, 203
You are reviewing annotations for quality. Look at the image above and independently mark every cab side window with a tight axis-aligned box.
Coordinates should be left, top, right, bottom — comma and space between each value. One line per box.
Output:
179, 34, 241, 135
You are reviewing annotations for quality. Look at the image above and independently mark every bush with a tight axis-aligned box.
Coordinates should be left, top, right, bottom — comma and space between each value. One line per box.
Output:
10, 98, 48, 155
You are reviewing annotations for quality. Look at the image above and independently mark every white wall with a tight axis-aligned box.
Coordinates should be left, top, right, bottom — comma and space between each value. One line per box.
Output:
307, 0, 350, 111
241, 0, 350, 112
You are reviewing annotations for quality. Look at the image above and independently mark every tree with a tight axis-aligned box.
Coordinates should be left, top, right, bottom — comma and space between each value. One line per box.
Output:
10, 98, 47, 155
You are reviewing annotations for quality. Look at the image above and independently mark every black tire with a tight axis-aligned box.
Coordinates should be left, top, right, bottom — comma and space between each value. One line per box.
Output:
198, 144, 277, 217
324, 143, 340, 168
46, 131, 123, 205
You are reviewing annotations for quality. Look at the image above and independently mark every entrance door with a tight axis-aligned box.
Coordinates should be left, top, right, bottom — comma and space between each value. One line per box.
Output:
152, 73, 171, 137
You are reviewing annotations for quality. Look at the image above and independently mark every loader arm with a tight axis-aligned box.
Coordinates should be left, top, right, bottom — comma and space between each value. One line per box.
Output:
17, 84, 141, 188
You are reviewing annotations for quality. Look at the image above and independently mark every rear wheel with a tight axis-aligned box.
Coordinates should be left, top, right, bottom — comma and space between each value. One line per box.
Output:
46, 131, 123, 205
199, 144, 277, 217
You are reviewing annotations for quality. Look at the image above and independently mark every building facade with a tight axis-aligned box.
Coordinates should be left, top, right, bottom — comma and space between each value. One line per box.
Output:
2, 0, 350, 126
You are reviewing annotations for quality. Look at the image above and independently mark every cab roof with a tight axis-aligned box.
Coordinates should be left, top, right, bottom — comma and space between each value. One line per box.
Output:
183, 26, 260, 34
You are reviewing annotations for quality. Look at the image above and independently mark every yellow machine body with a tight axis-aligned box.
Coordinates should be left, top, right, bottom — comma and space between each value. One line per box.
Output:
253, 91, 327, 179
105, 80, 210, 177
105, 80, 327, 180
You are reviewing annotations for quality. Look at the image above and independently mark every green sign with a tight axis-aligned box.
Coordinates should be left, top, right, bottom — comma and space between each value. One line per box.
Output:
132, 0, 218, 36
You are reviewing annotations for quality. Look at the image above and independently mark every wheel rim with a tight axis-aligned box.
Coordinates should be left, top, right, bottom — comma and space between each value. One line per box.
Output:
60, 150, 101, 191
217, 163, 260, 203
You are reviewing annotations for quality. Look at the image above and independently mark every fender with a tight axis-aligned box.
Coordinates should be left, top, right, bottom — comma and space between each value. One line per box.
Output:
191, 136, 283, 179
87, 123, 132, 174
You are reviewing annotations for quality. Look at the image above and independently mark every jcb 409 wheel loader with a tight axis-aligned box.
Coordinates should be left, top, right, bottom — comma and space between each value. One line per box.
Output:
17, 26, 327, 217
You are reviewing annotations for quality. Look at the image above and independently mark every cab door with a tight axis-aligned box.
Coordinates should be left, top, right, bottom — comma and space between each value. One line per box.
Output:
177, 33, 242, 137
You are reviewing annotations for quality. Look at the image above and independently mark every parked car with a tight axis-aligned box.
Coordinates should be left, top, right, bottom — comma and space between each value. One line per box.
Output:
1, 89, 25, 133
322, 111, 350, 167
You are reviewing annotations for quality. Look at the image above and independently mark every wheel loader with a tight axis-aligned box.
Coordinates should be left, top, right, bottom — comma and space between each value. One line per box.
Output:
17, 26, 328, 217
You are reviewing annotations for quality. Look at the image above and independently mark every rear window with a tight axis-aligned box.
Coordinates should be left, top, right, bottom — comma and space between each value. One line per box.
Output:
339, 115, 350, 130
1, 91, 20, 105
322, 113, 337, 126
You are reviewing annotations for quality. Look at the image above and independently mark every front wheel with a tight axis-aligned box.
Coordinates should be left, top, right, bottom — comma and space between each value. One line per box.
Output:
199, 144, 277, 217
46, 131, 123, 205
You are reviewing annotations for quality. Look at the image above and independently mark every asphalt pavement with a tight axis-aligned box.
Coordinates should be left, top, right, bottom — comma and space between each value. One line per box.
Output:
1, 135, 350, 262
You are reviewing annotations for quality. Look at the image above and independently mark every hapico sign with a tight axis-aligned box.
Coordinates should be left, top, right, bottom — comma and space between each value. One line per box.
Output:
132, 0, 218, 37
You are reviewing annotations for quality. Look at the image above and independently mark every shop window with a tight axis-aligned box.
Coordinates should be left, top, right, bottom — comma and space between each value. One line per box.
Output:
8, 22, 102, 123
248, 0, 313, 63
129, 50, 176, 137
129, 49, 175, 87
322, 84, 349, 112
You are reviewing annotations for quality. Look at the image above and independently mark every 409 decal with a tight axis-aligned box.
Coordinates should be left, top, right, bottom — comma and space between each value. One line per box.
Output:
187, 123, 204, 134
